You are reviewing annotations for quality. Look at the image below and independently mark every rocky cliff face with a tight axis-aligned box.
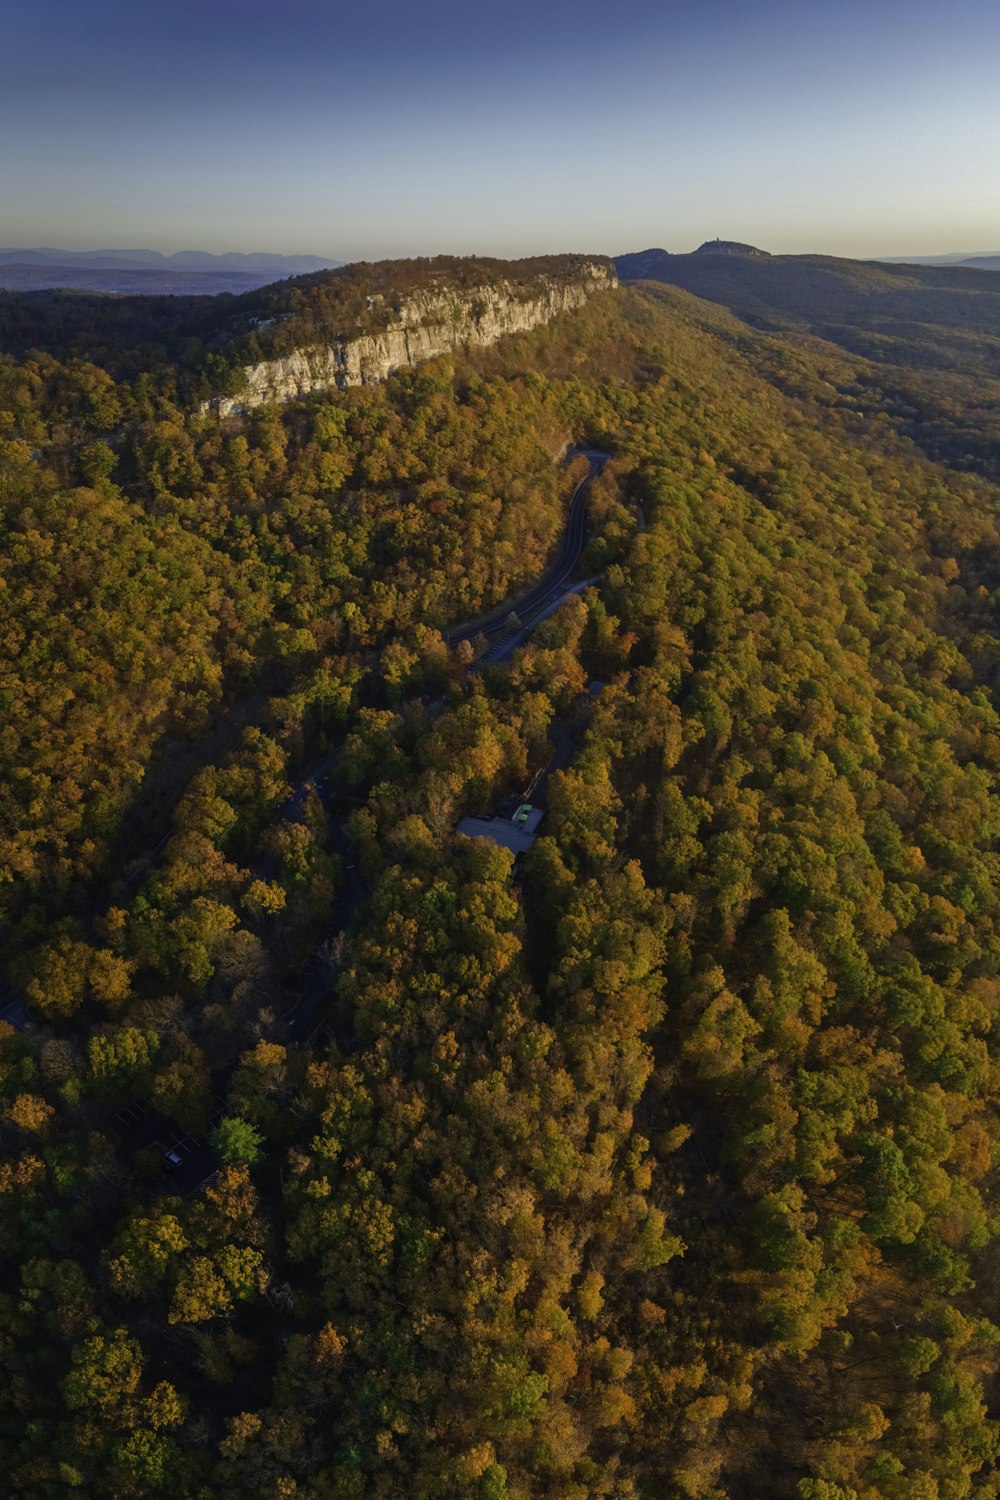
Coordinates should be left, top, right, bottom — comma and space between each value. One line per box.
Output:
212, 262, 616, 415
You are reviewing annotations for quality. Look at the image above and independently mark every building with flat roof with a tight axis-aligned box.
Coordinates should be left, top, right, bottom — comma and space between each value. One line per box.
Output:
455, 803, 544, 857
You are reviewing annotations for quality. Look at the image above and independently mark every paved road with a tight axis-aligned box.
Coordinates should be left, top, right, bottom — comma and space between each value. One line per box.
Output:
473, 576, 601, 668
447, 449, 609, 650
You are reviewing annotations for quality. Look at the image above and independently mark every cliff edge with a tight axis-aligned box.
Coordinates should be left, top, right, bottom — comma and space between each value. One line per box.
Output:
210, 257, 617, 416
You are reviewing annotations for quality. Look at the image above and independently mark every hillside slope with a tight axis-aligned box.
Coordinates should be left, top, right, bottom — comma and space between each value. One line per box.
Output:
616, 243, 1000, 485
616, 243, 1000, 371
1, 276, 1000, 1498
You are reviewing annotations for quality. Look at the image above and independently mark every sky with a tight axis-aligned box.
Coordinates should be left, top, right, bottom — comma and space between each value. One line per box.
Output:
3, 0, 999, 261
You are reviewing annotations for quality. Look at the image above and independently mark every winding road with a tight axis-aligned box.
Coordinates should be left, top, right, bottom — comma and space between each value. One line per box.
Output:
447, 449, 608, 650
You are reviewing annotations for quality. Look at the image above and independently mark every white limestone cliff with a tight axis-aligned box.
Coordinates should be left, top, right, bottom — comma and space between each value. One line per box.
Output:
211, 263, 617, 416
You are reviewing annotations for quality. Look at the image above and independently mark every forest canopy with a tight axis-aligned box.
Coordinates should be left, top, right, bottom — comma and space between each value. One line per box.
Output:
2, 257, 1000, 1498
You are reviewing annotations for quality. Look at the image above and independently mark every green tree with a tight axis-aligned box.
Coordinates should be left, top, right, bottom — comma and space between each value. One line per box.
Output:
211, 1116, 264, 1168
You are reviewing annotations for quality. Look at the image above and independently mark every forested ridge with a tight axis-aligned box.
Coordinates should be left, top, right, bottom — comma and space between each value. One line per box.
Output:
0, 253, 613, 392
2, 262, 1000, 1498
617, 247, 1000, 482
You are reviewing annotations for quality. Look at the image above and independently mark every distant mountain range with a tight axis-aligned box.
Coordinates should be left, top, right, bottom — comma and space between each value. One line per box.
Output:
0, 247, 341, 274
0, 247, 343, 296
614, 241, 1000, 377
878, 252, 1000, 271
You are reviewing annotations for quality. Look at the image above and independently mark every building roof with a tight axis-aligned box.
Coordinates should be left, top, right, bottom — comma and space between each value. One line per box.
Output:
455, 815, 540, 856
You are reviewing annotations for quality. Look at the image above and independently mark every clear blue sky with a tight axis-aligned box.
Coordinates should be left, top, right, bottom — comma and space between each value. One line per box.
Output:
3, 0, 999, 260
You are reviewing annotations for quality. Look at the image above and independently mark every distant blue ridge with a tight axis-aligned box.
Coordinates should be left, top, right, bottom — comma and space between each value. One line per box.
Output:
0, 247, 343, 276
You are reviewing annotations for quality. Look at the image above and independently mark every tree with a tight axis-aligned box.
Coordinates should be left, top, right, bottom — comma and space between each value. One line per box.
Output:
5, 1093, 54, 1133
211, 1116, 264, 1168
62, 1329, 145, 1414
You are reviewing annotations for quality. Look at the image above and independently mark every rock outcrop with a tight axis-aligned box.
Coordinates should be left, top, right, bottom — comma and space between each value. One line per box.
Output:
212, 262, 616, 415
693, 239, 770, 258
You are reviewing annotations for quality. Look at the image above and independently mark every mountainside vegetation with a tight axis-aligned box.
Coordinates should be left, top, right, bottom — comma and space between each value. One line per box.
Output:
2, 256, 1000, 1498
0, 254, 614, 391
617, 245, 1000, 485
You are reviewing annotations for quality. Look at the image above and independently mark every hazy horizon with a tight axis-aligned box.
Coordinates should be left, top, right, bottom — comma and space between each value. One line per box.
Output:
3, 242, 1000, 269
3, 0, 999, 261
